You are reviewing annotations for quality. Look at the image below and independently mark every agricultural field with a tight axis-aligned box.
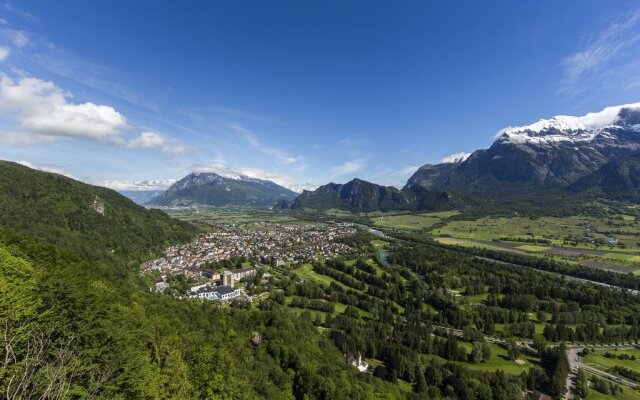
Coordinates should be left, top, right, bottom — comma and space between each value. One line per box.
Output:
370, 211, 459, 231
166, 207, 302, 224
430, 214, 640, 274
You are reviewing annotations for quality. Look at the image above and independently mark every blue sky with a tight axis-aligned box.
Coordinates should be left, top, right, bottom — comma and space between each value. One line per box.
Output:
1, 1, 640, 192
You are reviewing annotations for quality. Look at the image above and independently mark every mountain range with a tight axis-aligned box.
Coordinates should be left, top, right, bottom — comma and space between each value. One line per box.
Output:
287, 178, 467, 213
404, 103, 640, 196
123, 102, 640, 212
147, 172, 297, 207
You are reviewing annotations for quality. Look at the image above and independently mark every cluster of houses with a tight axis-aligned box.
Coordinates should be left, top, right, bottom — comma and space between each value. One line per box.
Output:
142, 222, 358, 278
143, 222, 362, 302
567, 235, 619, 246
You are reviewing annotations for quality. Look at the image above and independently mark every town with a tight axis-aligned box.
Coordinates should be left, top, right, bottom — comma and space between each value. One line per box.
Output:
142, 221, 361, 300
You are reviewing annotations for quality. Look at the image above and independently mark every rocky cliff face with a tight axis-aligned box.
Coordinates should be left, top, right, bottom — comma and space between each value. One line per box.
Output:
290, 178, 463, 212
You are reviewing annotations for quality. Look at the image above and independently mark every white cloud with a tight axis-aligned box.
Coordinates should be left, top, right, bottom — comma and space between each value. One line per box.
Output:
561, 9, 640, 95
127, 131, 165, 149
0, 76, 127, 140
98, 179, 177, 191
330, 160, 363, 177
126, 131, 195, 154
228, 122, 302, 165
0, 46, 9, 61
0, 75, 192, 153
440, 152, 471, 164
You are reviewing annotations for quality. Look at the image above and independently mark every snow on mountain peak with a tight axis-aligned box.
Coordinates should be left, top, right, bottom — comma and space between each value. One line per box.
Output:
441, 152, 471, 164
496, 102, 640, 144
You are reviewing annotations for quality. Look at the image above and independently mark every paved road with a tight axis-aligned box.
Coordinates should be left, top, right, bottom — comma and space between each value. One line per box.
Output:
566, 347, 640, 394
566, 347, 582, 400
581, 364, 640, 389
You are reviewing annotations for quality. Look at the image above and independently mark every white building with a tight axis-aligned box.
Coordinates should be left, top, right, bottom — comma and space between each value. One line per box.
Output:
186, 285, 241, 301
346, 352, 369, 373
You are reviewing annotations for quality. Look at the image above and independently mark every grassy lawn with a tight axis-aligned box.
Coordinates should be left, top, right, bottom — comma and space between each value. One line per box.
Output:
291, 263, 351, 290
583, 349, 640, 372
422, 342, 538, 375
285, 296, 370, 319
586, 390, 640, 400
286, 305, 329, 322
584, 370, 640, 400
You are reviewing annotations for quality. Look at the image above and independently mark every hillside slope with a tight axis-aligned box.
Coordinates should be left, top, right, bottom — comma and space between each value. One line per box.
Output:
0, 160, 197, 263
149, 172, 297, 207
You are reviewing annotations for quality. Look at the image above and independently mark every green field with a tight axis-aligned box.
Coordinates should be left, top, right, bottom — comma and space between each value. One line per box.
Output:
583, 349, 640, 372
586, 390, 640, 400
517, 244, 550, 252
430, 213, 640, 272
585, 372, 640, 400
291, 263, 351, 289
422, 341, 538, 375
371, 211, 459, 231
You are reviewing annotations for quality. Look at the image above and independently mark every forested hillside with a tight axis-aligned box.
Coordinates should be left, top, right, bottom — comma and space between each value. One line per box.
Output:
0, 161, 197, 265
0, 164, 404, 399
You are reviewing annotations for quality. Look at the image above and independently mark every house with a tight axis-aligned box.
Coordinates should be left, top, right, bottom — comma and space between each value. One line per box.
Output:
529, 391, 552, 400
222, 268, 256, 286
346, 352, 369, 373
212, 285, 241, 301
155, 281, 169, 293
605, 236, 619, 245
189, 283, 209, 292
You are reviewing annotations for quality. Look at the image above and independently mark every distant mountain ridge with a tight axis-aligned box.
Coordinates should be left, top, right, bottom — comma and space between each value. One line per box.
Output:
289, 178, 464, 213
119, 190, 165, 204
405, 103, 640, 196
148, 172, 297, 207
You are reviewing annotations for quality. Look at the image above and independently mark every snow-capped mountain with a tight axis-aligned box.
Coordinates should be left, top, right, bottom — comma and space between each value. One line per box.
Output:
497, 103, 640, 145
406, 103, 640, 195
